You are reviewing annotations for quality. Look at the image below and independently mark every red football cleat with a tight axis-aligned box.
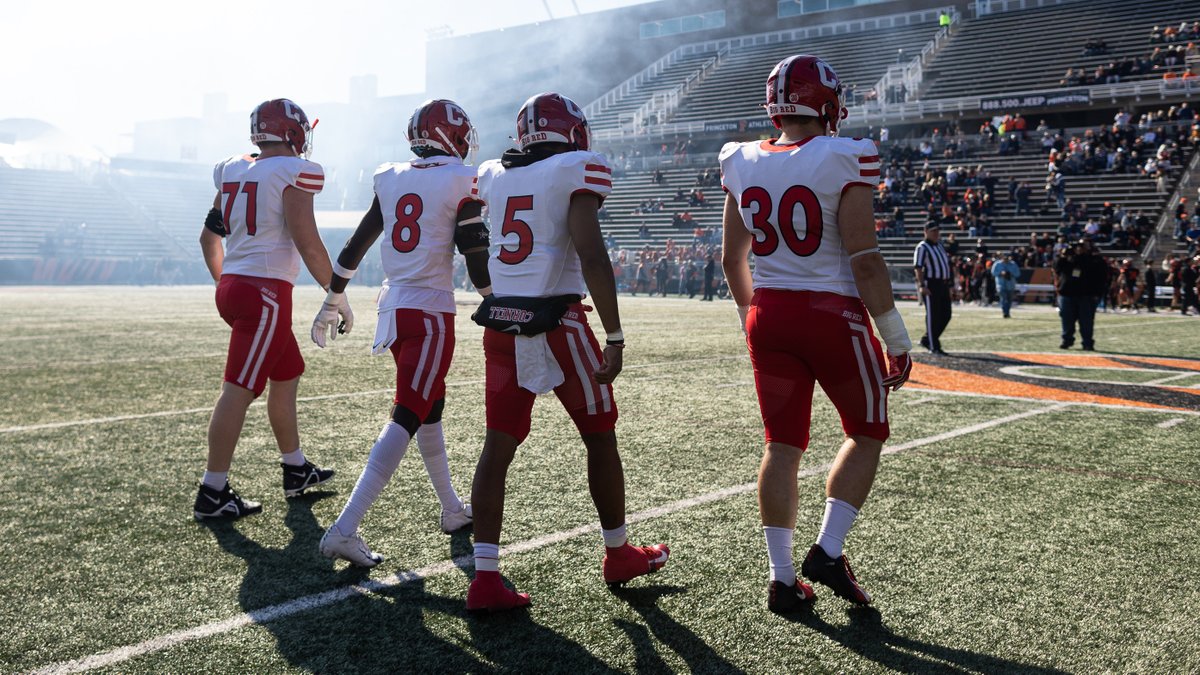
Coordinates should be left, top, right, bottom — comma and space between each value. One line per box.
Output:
602, 542, 670, 587
466, 571, 531, 613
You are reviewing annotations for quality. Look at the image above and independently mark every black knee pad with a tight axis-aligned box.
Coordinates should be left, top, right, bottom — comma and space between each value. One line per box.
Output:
424, 398, 445, 425
390, 404, 422, 435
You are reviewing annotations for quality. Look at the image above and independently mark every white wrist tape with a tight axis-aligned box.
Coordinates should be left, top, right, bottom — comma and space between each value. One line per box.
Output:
323, 289, 344, 306
873, 308, 911, 354
848, 247, 881, 260
332, 262, 357, 280
477, 285, 493, 297
606, 329, 624, 343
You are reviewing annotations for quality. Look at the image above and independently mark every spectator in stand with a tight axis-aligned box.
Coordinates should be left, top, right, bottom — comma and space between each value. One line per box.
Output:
1015, 182, 1033, 215
638, 222, 650, 240
1046, 172, 1066, 210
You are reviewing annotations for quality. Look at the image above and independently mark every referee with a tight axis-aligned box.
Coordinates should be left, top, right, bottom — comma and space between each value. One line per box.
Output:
913, 221, 952, 354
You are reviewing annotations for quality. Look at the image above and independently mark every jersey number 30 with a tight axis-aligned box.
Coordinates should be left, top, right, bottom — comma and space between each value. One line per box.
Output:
741, 185, 823, 257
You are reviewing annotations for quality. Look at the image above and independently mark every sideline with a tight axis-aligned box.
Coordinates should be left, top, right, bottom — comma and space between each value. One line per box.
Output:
30, 402, 1066, 674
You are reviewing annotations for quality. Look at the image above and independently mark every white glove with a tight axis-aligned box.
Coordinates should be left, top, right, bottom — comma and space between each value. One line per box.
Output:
736, 305, 749, 335
311, 289, 354, 348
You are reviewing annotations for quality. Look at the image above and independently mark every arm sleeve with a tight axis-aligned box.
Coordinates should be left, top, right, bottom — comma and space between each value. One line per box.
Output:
843, 138, 881, 192
290, 159, 325, 195
569, 152, 613, 203
717, 142, 741, 196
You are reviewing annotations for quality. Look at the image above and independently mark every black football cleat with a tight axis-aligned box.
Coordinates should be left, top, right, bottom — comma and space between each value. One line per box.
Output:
801, 544, 873, 605
768, 576, 817, 613
193, 482, 263, 520
282, 460, 335, 498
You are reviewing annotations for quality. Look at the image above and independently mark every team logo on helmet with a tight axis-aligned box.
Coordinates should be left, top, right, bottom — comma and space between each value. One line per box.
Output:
250, 99, 313, 158
764, 55, 847, 135
407, 99, 478, 163
517, 92, 591, 151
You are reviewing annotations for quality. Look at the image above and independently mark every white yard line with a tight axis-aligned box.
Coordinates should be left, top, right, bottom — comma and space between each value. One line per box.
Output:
939, 317, 1195, 341
30, 402, 1067, 675
1156, 418, 1188, 429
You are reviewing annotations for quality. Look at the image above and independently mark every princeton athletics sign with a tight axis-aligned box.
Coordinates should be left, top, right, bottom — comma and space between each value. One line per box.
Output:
979, 89, 1091, 113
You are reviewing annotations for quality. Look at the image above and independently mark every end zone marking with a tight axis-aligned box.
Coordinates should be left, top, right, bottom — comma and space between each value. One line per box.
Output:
29, 402, 1065, 674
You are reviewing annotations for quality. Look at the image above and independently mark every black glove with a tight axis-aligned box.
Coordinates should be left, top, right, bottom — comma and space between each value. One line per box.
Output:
204, 208, 227, 237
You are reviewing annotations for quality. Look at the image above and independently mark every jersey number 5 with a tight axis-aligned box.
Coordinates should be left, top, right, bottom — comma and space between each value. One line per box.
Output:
741, 185, 823, 257
498, 195, 534, 265
392, 193, 423, 253
220, 182, 258, 236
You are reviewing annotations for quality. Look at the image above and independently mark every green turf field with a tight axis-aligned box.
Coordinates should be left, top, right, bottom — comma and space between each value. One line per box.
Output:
2, 286, 1198, 674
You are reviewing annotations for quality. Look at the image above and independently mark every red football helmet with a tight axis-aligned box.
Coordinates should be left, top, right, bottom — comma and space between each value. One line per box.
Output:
408, 99, 478, 163
516, 92, 590, 151
764, 55, 847, 135
250, 99, 313, 158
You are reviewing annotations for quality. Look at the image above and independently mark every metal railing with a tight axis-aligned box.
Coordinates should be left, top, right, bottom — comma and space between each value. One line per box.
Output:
870, 9, 959, 107
969, 0, 1089, 18
585, 6, 954, 130
1144, 149, 1200, 260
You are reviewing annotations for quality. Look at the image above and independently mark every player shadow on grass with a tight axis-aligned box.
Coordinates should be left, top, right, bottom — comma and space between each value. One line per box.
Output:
611, 585, 745, 674
203, 498, 612, 671
789, 606, 1069, 674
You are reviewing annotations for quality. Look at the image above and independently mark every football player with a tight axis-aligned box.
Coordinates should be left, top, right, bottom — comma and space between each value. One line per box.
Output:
465, 93, 669, 612
314, 99, 491, 567
195, 98, 347, 519
719, 56, 912, 612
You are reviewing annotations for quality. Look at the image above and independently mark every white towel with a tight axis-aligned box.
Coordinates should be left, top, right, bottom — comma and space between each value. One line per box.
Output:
514, 334, 564, 394
372, 309, 397, 355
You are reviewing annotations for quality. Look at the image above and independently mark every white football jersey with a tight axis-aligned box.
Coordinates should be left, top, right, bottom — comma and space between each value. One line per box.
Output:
213, 154, 324, 284
476, 150, 612, 298
718, 136, 880, 297
374, 156, 479, 314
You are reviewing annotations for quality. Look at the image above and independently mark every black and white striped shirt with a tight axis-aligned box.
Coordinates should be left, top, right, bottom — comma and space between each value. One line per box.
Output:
913, 239, 952, 280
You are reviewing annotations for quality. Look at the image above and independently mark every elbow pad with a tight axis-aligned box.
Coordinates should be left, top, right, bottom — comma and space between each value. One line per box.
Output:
454, 218, 489, 254
204, 208, 227, 237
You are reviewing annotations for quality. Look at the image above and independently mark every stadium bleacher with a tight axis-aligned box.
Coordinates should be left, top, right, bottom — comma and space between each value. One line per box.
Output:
0, 166, 179, 260
921, 0, 1196, 100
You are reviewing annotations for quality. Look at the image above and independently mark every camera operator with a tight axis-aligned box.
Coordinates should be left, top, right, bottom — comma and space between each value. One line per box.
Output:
1053, 240, 1108, 350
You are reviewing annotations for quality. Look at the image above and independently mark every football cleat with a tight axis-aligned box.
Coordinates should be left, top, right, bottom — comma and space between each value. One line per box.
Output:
319, 527, 383, 568
193, 482, 262, 521
768, 576, 817, 613
440, 503, 473, 534
282, 460, 334, 498
466, 571, 531, 613
602, 543, 670, 587
801, 544, 872, 605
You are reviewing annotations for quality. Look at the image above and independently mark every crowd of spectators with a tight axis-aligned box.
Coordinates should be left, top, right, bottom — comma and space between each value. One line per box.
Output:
608, 238, 725, 299
1061, 19, 1200, 87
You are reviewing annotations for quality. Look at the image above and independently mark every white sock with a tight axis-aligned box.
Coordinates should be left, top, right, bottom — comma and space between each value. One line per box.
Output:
202, 470, 227, 490
331, 423, 411, 535
763, 526, 796, 584
416, 422, 463, 513
280, 448, 306, 466
474, 542, 500, 572
816, 497, 860, 559
602, 523, 628, 549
